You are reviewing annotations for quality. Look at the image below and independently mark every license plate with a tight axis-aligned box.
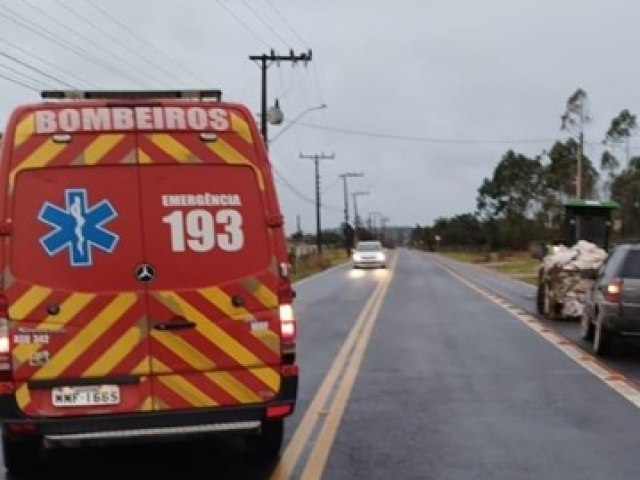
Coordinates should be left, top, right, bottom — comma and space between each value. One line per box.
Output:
52, 385, 120, 407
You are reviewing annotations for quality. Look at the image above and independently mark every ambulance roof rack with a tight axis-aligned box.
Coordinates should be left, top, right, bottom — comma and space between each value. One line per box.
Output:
41, 90, 223, 101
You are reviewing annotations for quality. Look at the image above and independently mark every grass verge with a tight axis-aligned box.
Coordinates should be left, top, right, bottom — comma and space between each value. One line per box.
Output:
441, 251, 539, 286
292, 249, 349, 282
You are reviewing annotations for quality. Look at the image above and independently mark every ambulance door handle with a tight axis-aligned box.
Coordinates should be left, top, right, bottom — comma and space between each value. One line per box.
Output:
153, 317, 197, 331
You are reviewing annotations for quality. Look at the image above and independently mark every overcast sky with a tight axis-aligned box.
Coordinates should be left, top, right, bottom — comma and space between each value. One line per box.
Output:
0, 0, 638, 234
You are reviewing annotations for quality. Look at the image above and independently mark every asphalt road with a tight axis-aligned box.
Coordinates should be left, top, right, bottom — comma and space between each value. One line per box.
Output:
5, 248, 640, 479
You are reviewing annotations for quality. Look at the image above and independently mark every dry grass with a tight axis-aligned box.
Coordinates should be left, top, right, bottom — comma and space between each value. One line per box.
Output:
442, 251, 539, 286
291, 249, 349, 282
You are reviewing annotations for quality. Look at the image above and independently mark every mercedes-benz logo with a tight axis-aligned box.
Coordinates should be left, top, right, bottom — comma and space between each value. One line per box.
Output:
135, 263, 156, 283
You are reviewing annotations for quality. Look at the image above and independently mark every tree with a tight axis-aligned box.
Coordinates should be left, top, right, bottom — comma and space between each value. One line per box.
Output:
610, 157, 640, 238
561, 88, 590, 198
543, 139, 598, 201
604, 109, 637, 165
477, 150, 543, 220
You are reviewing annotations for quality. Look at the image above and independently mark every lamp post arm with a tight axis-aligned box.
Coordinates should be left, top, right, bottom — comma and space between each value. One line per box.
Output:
269, 104, 326, 145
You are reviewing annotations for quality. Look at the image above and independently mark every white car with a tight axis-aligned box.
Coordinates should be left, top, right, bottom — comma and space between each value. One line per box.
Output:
352, 240, 387, 268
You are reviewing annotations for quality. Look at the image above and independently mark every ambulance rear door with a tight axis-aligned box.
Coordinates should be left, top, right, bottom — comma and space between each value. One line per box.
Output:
6, 116, 152, 417
136, 126, 283, 411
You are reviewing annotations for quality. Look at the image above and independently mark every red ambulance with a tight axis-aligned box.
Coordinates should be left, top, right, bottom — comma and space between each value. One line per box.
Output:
0, 90, 297, 474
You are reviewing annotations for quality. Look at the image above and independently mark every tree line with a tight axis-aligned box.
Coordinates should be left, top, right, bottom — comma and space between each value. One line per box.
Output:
412, 89, 640, 251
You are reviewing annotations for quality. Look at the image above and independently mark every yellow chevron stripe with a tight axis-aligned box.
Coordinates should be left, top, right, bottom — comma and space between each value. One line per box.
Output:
83, 134, 124, 165
151, 332, 216, 372
138, 148, 152, 164
252, 366, 280, 391
253, 283, 278, 309
33, 293, 137, 379
157, 292, 259, 366
9, 286, 52, 319
197, 286, 249, 319
134, 357, 150, 373
205, 371, 262, 404
139, 396, 154, 412
149, 134, 197, 163
83, 326, 142, 377
205, 138, 265, 190
230, 112, 254, 144
13, 114, 35, 148
158, 373, 218, 407
9, 139, 67, 188
13, 292, 95, 365
15, 383, 30, 410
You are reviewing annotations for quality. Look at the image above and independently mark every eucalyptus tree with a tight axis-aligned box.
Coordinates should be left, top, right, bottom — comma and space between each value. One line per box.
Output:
604, 109, 637, 164
476, 150, 544, 248
561, 88, 590, 198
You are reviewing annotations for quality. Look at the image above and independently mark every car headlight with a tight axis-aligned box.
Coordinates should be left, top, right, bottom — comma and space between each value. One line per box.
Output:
376, 252, 385, 261
352, 253, 361, 261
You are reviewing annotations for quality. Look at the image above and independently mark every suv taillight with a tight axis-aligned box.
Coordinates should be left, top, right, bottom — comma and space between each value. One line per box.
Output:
602, 278, 623, 303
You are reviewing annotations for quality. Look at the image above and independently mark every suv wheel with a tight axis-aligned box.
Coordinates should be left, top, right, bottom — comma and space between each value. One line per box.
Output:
245, 419, 283, 460
2, 434, 42, 475
580, 311, 594, 341
593, 316, 610, 355
536, 281, 545, 314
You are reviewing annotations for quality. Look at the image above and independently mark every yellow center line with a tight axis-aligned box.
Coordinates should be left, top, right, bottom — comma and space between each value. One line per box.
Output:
271, 253, 397, 480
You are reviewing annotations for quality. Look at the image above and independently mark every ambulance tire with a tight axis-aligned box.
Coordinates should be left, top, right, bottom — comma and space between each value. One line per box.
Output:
246, 419, 284, 460
2, 434, 41, 475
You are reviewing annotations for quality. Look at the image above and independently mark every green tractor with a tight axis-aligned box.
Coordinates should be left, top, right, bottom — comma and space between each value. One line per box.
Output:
536, 199, 619, 320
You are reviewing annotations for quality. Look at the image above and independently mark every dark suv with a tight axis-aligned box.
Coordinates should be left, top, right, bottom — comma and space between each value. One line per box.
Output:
581, 243, 640, 355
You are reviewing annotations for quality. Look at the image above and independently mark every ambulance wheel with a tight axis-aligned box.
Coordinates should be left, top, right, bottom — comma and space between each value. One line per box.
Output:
2, 434, 41, 475
246, 419, 284, 459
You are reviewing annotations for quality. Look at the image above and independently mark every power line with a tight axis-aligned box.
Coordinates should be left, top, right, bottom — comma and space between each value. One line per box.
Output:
293, 121, 558, 145
85, 0, 202, 86
49, 0, 165, 88
240, 0, 291, 48
0, 38, 99, 88
0, 61, 48, 90
0, 51, 76, 88
262, 0, 309, 48
0, 5, 147, 87
215, 0, 271, 47
272, 165, 316, 205
0, 71, 39, 92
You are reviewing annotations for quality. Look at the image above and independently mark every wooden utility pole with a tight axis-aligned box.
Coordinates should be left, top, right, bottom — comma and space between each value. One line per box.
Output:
300, 152, 335, 253
249, 50, 312, 147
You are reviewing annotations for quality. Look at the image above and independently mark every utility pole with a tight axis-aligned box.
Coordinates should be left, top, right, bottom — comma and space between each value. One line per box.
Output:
338, 172, 364, 226
300, 152, 335, 254
249, 49, 312, 148
352, 191, 369, 243
339, 172, 364, 254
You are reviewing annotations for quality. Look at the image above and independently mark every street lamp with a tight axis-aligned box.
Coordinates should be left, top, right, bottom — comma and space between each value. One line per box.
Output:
269, 103, 327, 145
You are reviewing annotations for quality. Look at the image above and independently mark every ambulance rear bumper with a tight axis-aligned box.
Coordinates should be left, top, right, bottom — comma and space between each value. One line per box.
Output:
0, 376, 297, 446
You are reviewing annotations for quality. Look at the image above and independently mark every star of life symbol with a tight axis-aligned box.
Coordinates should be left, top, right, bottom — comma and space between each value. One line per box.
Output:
38, 189, 119, 267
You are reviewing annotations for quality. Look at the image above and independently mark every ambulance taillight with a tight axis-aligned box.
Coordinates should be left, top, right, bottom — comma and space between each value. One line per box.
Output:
0, 295, 13, 389
278, 282, 296, 360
